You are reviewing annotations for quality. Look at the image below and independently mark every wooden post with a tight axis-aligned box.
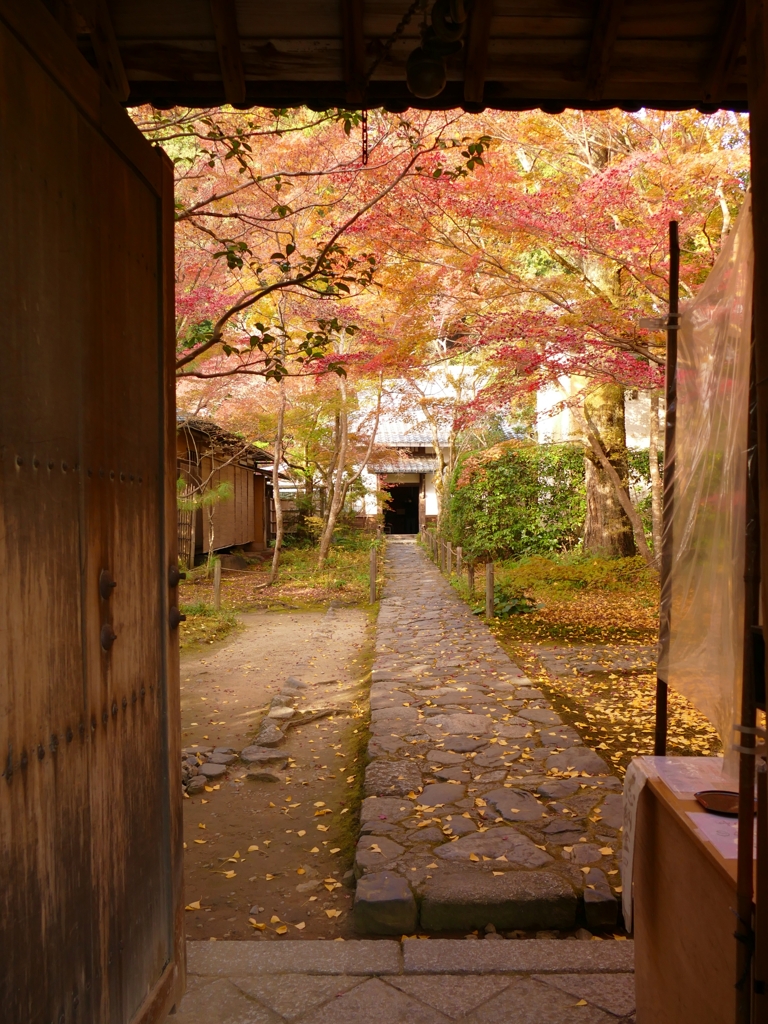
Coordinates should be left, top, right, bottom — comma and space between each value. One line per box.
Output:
439, 539, 445, 572
213, 559, 221, 610
467, 562, 474, 593
485, 561, 494, 618
746, 19, 768, 1011
735, 352, 760, 1023
446, 542, 452, 574
655, 219, 679, 757
456, 545, 463, 575
369, 546, 377, 604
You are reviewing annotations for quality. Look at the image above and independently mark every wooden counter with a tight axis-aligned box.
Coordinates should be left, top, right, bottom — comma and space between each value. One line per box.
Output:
634, 778, 742, 1024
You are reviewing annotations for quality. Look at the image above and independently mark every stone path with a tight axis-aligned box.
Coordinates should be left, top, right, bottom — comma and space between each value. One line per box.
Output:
354, 541, 624, 936
175, 938, 635, 1022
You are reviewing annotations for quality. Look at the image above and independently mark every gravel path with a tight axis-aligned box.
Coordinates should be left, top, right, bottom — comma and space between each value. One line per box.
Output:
353, 540, 625, 937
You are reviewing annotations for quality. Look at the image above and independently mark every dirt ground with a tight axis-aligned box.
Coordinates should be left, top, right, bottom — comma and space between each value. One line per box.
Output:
180, 604, 374, 941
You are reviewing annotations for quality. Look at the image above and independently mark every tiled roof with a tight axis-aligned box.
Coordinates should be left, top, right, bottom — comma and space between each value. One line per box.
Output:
369, 459, 438, 474
375, 426, 449, 447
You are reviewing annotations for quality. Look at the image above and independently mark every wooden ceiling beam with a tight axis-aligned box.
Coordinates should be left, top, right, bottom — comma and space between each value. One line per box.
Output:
464, 0, 493, 108
703, 0, 746, 106
586, 0, 626, 102
76, 0, 129, 101
209, 0, 246, 106
341, 0, 365, 105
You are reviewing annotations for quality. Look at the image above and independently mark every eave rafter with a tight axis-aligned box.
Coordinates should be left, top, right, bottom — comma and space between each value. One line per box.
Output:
464, 0, 493, 108
586, 0, 625, 102
209, 0, 246, 106
703, 0, 746, 106
341, 0, 366, 105
75, 0, 129, 101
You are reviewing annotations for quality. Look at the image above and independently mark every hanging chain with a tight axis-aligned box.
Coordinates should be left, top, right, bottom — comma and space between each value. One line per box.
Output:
361, 109, 369, 165
363, 0, 424, 86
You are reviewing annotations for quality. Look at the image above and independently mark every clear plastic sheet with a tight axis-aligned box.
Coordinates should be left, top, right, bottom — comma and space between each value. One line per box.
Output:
659, 197, 753, 774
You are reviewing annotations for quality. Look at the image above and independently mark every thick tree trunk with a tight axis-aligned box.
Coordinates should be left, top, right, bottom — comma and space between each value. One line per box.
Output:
649, 389, 663, 558
582, 384, 636, 557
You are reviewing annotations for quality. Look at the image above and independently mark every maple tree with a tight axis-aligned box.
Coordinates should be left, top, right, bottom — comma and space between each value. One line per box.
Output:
365, 108, 749, 559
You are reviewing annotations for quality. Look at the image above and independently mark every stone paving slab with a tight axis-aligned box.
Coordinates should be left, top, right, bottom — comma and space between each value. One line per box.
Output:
180, 940, 636, 1022
356, 541, 624, 934
401, 938, 634, 974
186, 938, 403, 976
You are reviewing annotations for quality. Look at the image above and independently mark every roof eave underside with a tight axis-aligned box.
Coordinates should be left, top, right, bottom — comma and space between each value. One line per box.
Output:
81, 1, 749, 114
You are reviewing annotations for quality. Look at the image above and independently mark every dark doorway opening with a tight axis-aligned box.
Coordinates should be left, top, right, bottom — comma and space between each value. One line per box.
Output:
384, 484, 420, 534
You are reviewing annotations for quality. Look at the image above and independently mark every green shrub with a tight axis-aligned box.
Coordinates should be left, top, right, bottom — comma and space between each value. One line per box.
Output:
447, 441, 586, 561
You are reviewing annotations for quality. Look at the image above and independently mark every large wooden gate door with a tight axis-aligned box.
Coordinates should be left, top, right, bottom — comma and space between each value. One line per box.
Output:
0, 7, 184, 1023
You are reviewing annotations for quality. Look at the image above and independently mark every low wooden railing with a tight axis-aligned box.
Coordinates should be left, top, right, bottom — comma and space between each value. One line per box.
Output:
420, 526, 494, 618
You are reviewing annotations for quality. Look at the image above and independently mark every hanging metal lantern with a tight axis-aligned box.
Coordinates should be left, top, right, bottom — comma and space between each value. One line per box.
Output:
405, 0, 466, 100
406, 46, 447, 99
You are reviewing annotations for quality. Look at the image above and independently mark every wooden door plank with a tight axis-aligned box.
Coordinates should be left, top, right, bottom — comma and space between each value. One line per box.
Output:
585, 0, 626, 100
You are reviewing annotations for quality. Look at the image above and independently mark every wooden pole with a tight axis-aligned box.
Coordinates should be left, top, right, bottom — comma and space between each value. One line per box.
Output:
446, 542, 452, 575
467, 562, 474, 593
485, 561, 494, 618
369, 546, 377, 604
456, 546, 463, 575
735, 350, 760, 1024
213, 559, 222, 611
755, 759, 768, 1021
655, 219, 679, 756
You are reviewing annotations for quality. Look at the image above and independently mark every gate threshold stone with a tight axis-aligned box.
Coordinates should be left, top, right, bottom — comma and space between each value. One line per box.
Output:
360, 540, 625, 935
420, 871, 577, 932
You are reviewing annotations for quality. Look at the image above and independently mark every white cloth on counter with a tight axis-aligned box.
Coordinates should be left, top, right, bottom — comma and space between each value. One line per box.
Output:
622, 756, 732, 931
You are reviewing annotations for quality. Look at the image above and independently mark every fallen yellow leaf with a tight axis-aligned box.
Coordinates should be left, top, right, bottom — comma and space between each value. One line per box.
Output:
249, 920, 267, 931
314, 801, 326, 808
599, 847, 614, 856
265, 874, 275, 880
185, 900, 201, 911
248, 845, 259, 852
194, 839, 206, 845
297, 830, 306, 837
469, 853, 479, 862
325, 909, 342, 919
275, 925, 288, 935
223, 870, 236, 879
330, 847, 341, 854
317, 825, 329, 832
575, 999, 588, 1007
198, 823, 206, 830
295, 922, 306, 930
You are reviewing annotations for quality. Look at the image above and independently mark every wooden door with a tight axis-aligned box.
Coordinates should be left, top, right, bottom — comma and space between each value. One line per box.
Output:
0, 5, 183, 1023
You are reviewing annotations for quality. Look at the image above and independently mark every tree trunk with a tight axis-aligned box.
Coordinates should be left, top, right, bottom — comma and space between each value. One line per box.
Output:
582, 384, 636, 557
317, 380, 349, 568
649, 389, 663, 558
267, 382, 287, 586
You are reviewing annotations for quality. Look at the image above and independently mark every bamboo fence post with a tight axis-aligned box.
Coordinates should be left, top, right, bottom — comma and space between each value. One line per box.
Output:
456, 545, 463, 576
213, 559, 222, 611
467, 562, 474, 593
369, 546, 377, 603
485, 561, 494, 618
